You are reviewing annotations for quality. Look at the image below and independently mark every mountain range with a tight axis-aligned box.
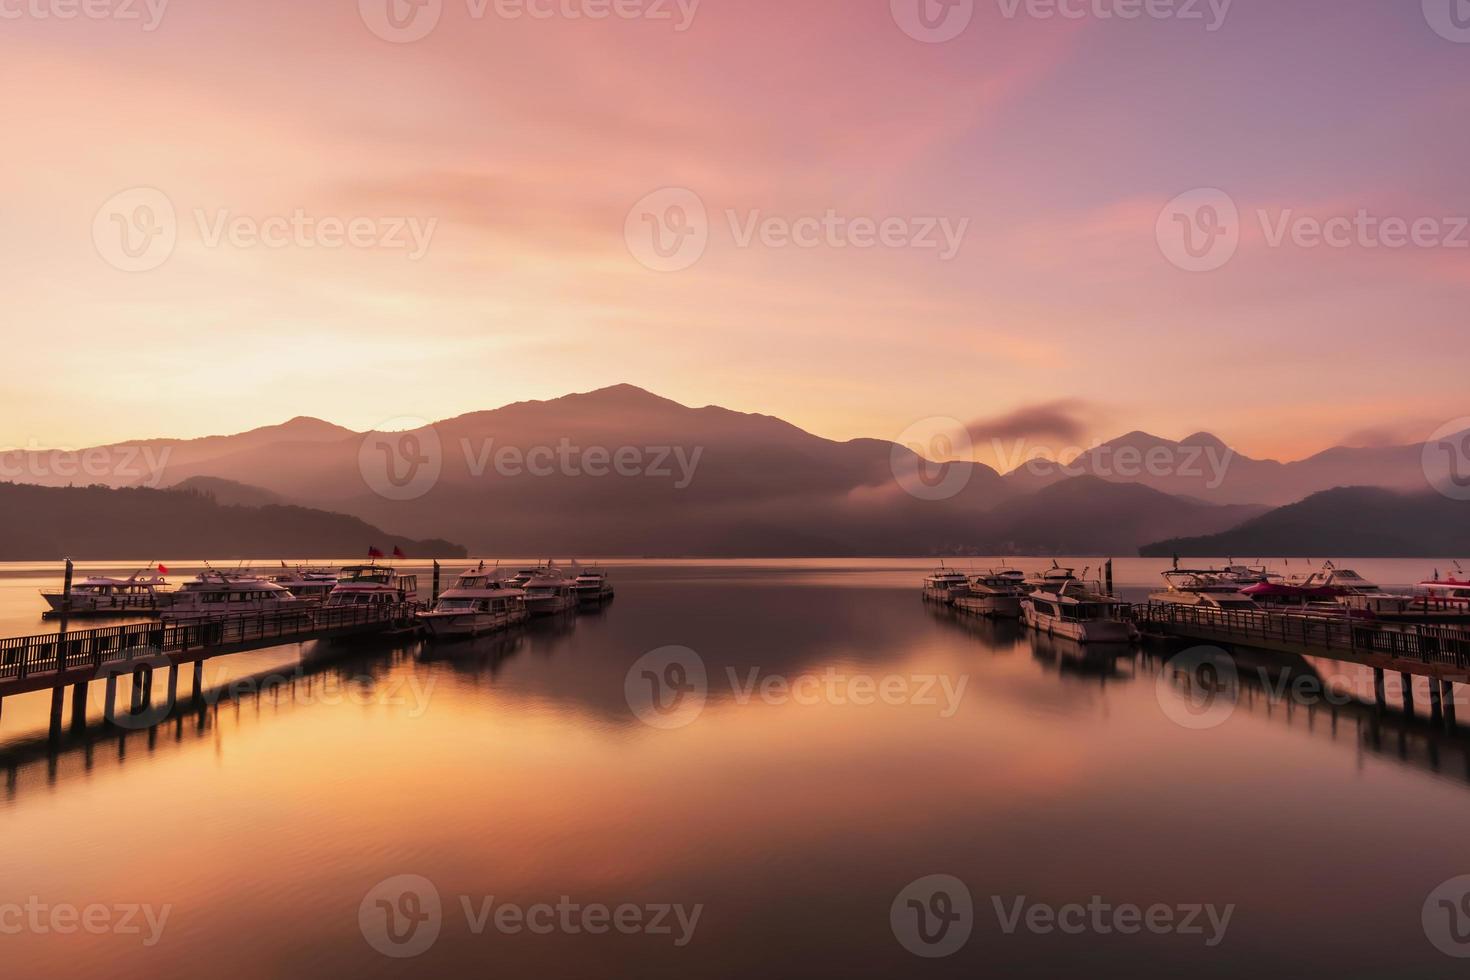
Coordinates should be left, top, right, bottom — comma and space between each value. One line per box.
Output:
1142, 487, 1470, 558
0, 483, 465, 561
1, 385, 1459, 557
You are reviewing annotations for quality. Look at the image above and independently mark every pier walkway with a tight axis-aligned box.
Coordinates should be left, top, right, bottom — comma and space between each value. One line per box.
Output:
1132, 601, 1470, 680
0, 604, 421, 732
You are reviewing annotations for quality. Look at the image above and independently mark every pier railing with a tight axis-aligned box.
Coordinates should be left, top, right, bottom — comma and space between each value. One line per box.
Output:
0, 603, 420, 684
1133, 601, 1470, 671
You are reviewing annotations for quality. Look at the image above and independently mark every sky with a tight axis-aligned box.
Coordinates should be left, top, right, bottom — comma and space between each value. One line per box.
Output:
1, 0, 1466, 467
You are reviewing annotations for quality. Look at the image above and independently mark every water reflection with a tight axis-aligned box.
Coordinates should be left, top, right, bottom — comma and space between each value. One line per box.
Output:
2, 563, 1469, 978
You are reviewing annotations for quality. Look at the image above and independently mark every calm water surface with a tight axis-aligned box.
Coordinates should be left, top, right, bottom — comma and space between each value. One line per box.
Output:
1, 558, 1467, 977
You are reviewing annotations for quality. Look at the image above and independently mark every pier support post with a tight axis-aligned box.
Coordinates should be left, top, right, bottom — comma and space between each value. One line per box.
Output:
1430, 679, 1443, 723
167, 665, 178, 711
1373, 668, 1386, 710
1401, 673, 1415, 718
1445, 681, 1458, 729
70, 681, 87, 730
131, 667, 148, 712
48, 686, 65, 737
104, 675, 118, 724
191, 661, 203, 702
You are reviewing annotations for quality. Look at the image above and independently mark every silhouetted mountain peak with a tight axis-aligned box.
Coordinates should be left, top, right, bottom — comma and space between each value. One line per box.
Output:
1180, 431, 1229, 451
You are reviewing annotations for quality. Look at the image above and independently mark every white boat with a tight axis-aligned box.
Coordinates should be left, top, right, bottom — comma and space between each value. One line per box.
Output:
923, 566, 971, 603
523, 571, 578, 616
162, 572, 305, 619
953, 569, 1026, 618
1148, 569, 1258, 611
41, 569, 173, 615
573, 568, 615, 603
1023, 562, 1079, 594
416, 565, 528, 637
323, 564, 419, 609
1022, 580, 1138, 643
267, 564, 340, 602
508, 565, 550, 588
1302, 562, 1378, 595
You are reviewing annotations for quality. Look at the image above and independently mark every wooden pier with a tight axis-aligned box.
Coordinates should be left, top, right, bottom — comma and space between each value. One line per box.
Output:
0, 603, 421, 735
1132, 602, 1470, 678
1134, 600, 1468, 728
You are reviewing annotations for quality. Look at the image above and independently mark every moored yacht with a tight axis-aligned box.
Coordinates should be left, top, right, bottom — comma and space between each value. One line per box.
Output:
1022, 580, 1137, 643
573, 568, 615, 603
416, 564, 528, 637
323, 564, 420, 609
922, 565, 971, 603
1418, 568, 1470, 605
1149, 570, 1258, 611
523, 571, 578, 616
1303, 562, 1378, 596
162, 572, 305, 619
954, 569, 1026, 618
41, 568, 173, 615
508, 564, 551, 588
267, 565, 340, 603
1023, 562, 1078, 594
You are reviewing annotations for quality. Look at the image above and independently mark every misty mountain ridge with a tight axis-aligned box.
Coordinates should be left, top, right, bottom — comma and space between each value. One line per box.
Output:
1, 385, 1455, 556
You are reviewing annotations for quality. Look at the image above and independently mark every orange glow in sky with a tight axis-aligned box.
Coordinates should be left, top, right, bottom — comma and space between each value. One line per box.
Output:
1, 0, 1465, 463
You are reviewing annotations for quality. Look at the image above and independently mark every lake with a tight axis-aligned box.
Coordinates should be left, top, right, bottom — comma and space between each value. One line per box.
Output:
1, 558, 1468, 977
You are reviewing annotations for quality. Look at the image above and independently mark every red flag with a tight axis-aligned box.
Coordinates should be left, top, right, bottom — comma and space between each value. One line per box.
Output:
368, 547, 384, 559
157, 563, 169, 575
392, 546, 406, 558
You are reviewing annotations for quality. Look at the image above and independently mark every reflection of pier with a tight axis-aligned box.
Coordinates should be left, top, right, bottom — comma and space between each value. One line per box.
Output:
0, 637, 438, 800
1144, 648, 1470, 786
0, 604, 421, 738
1135, 602, 1466, 727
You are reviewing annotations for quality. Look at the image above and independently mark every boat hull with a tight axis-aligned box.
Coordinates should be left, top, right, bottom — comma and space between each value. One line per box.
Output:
1022, 605, 1136, 643
41, 592, 171, 614
417, 609, 527, 638
953, 595, 1022, 619
526, 595, 577, 616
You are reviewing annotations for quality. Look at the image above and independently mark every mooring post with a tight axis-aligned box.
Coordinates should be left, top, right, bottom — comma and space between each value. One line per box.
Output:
1401, 673, 1415, 718
56, 559, 73, 668
1104, 559, 1114, 597
432, 561, 441, 603
1373, 668, 1386, 710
